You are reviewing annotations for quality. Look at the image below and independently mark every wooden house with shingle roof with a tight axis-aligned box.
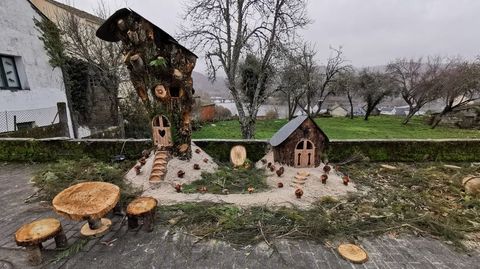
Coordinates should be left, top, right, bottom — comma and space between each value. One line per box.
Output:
270, 116, 328, 168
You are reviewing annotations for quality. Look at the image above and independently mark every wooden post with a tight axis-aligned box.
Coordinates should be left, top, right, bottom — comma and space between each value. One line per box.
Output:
56, 102, 70, 137
54, 229, 68, 248
87, 218, 102, 230
128, 216, 139, 229
25, 245, 42, 266
13, 115, 16, 131
143, 211, 155, 232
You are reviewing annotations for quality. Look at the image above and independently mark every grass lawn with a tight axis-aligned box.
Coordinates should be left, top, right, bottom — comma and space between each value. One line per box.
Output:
192, 115, 480, 140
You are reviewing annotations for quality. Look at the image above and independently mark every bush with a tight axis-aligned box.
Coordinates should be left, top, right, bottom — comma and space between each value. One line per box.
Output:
32, 158, 140, 205
214, 105, 232, 121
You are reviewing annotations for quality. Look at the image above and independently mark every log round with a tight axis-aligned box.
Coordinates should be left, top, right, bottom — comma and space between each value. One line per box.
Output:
15, 218, 62, 246
462, 176, 480, 196
230, 145, 247, 167
337, 244, 368, 264
52, 182, 120, 221
127, 197, 158, 217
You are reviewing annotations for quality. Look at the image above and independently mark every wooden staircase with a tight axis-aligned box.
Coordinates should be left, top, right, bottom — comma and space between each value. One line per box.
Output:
149, 150, 170, 183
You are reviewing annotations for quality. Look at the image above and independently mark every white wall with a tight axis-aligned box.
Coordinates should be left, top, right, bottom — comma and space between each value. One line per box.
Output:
0, 0, 73, 137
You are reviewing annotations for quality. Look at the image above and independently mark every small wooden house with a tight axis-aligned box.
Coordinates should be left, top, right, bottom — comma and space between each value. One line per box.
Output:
152, 115, 173, 148
270, 116, 329, 168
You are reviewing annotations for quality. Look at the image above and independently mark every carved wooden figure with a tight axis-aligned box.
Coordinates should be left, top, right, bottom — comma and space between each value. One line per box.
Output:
96, 8, 197, 159
270, 116, 329, 168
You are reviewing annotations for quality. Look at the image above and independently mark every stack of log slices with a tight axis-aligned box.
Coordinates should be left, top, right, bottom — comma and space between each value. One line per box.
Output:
292, 170, 310, 187
149, 151, 170, 183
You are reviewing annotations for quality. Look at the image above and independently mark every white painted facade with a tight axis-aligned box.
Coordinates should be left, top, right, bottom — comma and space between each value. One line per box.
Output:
0, 0, 73, 136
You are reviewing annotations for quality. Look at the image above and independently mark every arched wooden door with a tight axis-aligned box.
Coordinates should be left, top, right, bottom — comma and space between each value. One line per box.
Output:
294, 139, 315, 168
152, 115, 173, 147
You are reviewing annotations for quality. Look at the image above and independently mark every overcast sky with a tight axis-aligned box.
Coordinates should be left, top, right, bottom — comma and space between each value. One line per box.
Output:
62, 0, 480, 73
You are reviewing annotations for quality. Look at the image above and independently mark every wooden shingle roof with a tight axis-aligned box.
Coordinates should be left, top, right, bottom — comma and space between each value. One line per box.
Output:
96, 8, 197, 58
269, 116, 329, 147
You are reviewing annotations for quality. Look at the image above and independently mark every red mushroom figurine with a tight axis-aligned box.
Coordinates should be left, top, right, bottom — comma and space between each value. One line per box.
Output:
321, 174, 328, 184
295, 188, 304, 199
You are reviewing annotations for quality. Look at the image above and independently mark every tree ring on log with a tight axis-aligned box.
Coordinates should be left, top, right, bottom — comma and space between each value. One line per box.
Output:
154, 84, 168, 99
337, 244, 368, 264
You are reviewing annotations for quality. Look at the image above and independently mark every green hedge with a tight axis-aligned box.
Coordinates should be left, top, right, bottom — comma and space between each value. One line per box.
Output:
0, 138, 479, 163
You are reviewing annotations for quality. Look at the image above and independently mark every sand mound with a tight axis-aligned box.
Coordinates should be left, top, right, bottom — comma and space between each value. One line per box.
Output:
126, 147, 357, 209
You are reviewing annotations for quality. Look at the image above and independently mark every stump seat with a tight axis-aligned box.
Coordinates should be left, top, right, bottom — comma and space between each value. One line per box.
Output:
126, 197, 157, 232
15, 218, 67, 266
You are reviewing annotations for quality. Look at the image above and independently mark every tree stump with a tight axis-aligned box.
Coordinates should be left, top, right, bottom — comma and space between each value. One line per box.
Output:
230, 145, 247, 167
15, 218, 67, 266
126, 197, 158, 232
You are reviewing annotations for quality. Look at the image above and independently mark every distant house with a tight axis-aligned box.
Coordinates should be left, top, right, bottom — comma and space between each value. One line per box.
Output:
349, 106, 366, 116
199, 104, 216, 122
270, 116, 329, 168
327, 103, 348, 117
0, 0, 73, 136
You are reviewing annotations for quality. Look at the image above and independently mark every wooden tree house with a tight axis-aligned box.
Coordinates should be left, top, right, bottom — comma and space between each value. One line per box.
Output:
270, 116, 329, 168
96, 8, 197, 159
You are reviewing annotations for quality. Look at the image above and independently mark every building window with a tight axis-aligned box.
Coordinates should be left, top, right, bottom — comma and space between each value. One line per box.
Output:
0, 55, 21, 89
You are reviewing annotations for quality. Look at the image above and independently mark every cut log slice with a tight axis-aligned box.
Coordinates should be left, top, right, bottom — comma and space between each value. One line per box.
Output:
150, 171, 165, 178
52, 182, 120, 221
297, 171, 310, 177
462, 176, 480, 196
151, 167, 166, 173
337, 244, 369, 264
127, 197, 157, 217
149, 175, 161, 182
15, 218, 62, 246
230, 145, 247, 167
380, 164, 397, 170
294, 175, 307, 181
80, 218, 111, 237
154, 158, 168, 164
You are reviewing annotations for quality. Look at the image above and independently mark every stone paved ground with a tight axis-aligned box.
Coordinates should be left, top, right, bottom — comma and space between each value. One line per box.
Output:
0, 163, 479, 269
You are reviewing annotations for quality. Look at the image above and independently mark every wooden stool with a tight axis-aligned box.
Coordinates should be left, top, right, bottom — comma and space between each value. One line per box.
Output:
14, 218, 67, 266
126, 197, 157, 232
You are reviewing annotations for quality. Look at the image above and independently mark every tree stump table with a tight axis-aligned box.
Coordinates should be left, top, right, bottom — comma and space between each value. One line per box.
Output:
52, 182, 120, 237
14, 218, 67, 266
126, 197, 157, 232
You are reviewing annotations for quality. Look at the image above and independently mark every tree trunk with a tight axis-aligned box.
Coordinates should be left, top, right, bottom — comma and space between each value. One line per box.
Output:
347, 92, 354, 119
240, 116, 256, 139
403, 109, 418, 125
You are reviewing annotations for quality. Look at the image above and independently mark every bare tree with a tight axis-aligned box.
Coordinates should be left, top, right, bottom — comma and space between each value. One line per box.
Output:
308, 46, 350, 117
357, 69, 393, 121
387, 57, 443, 124
180, 0, 310, 138
332, 69, 356, 119
277, 52, 306, 120
430, 59, 480, 128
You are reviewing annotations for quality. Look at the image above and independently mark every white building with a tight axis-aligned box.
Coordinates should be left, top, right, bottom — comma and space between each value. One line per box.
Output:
0, 0, 73, 136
